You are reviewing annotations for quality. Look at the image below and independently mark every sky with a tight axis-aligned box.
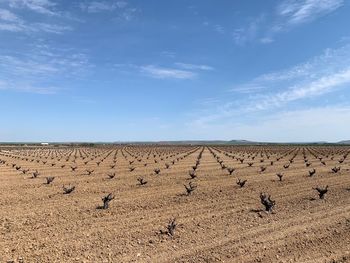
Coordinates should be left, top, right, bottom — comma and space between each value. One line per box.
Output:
0, 0, 350, 142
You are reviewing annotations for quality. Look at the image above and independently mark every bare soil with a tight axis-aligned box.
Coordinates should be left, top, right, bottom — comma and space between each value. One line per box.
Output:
1, 145, 350, 263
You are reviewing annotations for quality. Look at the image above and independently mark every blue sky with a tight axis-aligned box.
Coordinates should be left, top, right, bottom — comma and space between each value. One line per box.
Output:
0, 0, 350, 142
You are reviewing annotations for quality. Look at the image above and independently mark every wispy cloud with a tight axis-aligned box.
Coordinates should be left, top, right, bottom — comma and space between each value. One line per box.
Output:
0, 43, 91, 94
0, 5, 72, 33
79, 1, 138, 21
21, 85, 58, 94
0, 51, 89, 77
5, 0, 58, 16
34, 22, 71, 33
118, 7, 137, 21
160, 51, 176, 58
251, 68, 350, 110
232, 44, 350, 94
192, 44, 350, 127
202, 21, 228, 35
0, 7, 26, 31
232, 14, 265, 45
214, 24, 225, 34
80, 1, 127, 13
0, 21, 71, 33
260, 37, 274, 44
0, 55, 58, 75
115, 62, 213, 80
0, 81, 59, 94
140, 65, 196, 80
232, 0, 344, 45
266, 0, 344, 40
186, 105, 350, 142
277, 0, 344, 25
230, 85, 267, 94
0, 7, 19, 21
175, 63, 214, 71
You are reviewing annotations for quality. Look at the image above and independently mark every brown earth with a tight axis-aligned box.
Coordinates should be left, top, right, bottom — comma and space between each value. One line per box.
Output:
0, 145, 350, 263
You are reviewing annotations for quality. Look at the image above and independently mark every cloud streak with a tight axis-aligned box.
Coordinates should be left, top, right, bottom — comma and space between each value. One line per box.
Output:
251, 68, 350, 110
232, 15, 265, 45
0, 43, 91, 94
0, 7, 19, 21
0, 80, 59, 94
115, 62, 213, 80
186, 105, 350, 142
80, 1, 127, 13
0, 5, 72, 33
5, 0, 58, 16
174, 63, 214, 71
277, 0, 344, 24
232, 0, 344, 45
193, 44, 350, 127
140, 65, 196, 80
232, 44, 350, 94
79, 0, 137, 21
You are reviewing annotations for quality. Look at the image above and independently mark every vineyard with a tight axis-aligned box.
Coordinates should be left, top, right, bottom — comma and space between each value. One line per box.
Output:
1, 145, 350, 262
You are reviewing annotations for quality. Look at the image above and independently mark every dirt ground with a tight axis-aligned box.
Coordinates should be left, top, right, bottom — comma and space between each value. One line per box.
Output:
0, 145, 350, 263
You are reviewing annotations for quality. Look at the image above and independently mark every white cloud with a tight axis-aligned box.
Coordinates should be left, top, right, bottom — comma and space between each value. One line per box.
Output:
232, 44, 350, 94
277, 0, 344, 24
6, 0, 58, 15
0, 8, 24, 31
79, 1, 137, 21
233, 0, 344, 45
0, 22, 22, 31
232, 14, 265, 45
186, 106, 350, 142
214, 24, 225, 34
119, 7, 137, 21
80, 1, 127, 13
202, 21, 226, 35
0, 79, 58, 94
175, 63, 214, 71
251, 68, 350, 110
160, 51, 176, 58
230, 85, 267, 94
0, 6, 71, 33
0, 20, 71, 33
0, 8, 20, 21
0, 48, 90, 77
0, 44, 90, 94
260, 37, 274, 44
191, 44, 350, 129
33, 22, 71, 33
115, 62, 212, 80
264, 0, 345, 39
140, 65, 196, 80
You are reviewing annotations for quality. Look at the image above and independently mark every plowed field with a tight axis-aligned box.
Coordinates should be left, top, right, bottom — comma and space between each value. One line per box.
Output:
1, 145, 350, 262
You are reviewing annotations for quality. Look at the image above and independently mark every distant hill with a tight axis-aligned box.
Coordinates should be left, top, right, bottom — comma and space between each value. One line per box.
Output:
126, 140, 350, 146
338, 140, 350, 144
227, 140, 272, 145
146, 140, 262, 145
